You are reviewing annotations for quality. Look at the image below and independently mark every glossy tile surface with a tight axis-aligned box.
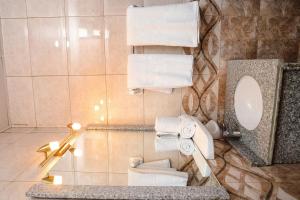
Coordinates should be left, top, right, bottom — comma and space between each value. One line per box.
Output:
106, 75, 144, 125
0, 128, 299, 199
28, 18, 68, 76
67, 17, 105, 75
6, 77, 36, 127
210, 140, 300, 200
33, 77, 71, 127
69, 76, 107, 126
26, 0, 65, 17
0, 0, 27, 18
1, 19, 31, 76
104, 16, 130, 75
65, 0, 104, 16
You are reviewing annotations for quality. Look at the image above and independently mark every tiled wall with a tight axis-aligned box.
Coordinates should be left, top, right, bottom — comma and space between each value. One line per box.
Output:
218, 0, 300, 120
0, 0, 299, 127
0, 0, 190, 128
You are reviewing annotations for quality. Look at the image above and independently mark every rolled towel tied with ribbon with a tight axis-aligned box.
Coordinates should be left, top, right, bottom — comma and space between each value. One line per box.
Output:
179, 114, 197, 138
178, 138, 195, 156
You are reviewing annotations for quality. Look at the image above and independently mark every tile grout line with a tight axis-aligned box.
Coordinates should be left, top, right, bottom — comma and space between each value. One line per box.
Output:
63, 0, 73, 124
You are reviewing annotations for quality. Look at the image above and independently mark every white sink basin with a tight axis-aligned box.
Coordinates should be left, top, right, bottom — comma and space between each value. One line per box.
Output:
234, 76, 263, 130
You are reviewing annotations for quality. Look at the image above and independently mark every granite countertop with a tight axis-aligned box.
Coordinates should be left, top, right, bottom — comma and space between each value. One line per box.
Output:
26, 184, 230, 200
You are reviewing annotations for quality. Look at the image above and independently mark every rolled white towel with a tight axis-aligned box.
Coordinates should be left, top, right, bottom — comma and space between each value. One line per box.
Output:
129, 156, 144, 168
128, 168, 188, 186
205, 120, 222, 139
154, 135, 178, 152
179, 114, 197, 138
155, 117, 180, 134
178, 138, 195, 156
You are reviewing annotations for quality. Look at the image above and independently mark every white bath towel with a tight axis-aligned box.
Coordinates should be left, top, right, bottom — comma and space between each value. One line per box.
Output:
178, 138, 195, 156
192, 145, 211, 177
155, 117, 180, 134
127, 54, 193, 92
179, 114, 197, 138
128, 168, 188, 186
154, 135, 178, 152
192, 117, 214, 160
137, 159, 171, 169
127, 1, 199, 47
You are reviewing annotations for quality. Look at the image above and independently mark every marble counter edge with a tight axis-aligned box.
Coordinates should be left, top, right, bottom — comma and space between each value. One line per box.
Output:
26, 184, 230, 200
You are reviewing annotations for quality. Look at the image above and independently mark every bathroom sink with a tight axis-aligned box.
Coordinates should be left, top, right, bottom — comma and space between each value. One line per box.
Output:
234, 76, 263, 130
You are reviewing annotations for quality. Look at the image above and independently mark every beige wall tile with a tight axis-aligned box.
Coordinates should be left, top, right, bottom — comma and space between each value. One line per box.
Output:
108, 131, 143, 173
6, 77, 36, 127
143, 132, 179, 169
75, 172, 108, 185
65, 0, 104, 16
67, 17, 105, 75
33, 76, 71, 127
28, 18, 68, 76
106, 75, 144, 125
109, 173, 128, 186
1, 19, 31, 76
105, 16, 130, 75
69, 76, 107, 126
104, 0, 143, 15
144, 89, 182, 125
74, 131, 108, 172
26, 0, 65, 17
0, 0, 27, 18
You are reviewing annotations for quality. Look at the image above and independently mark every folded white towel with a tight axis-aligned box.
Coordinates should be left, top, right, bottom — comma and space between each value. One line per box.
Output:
192, 145, 211, 177
179, 114, 197, 138
155, 117, 180, 134
178, 138, 195, 156
127, 54, 193, 92
127, 1, 199, 47
137, 159, 171, 168
154, 135, 178, 152
128, 168, 188, 186
192, 117, 214, 159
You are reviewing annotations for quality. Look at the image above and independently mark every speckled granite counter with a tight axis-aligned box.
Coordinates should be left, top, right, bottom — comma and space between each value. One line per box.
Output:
225, 60, 300, 166
273, 63, 300, 164
224, 59, 283, 166
26, 184, 229, 200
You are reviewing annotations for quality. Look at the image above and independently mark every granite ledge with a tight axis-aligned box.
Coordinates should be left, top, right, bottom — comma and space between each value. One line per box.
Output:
227, 138, 266, 167
26, 184, 230, 200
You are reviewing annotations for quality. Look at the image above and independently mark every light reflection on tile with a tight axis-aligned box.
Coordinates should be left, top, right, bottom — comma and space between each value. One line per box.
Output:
0, 129, 299, 199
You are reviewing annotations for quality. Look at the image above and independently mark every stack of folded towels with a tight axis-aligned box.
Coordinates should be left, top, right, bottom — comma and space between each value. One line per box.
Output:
128, 157, 188, 186
154, 114, 197, 156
